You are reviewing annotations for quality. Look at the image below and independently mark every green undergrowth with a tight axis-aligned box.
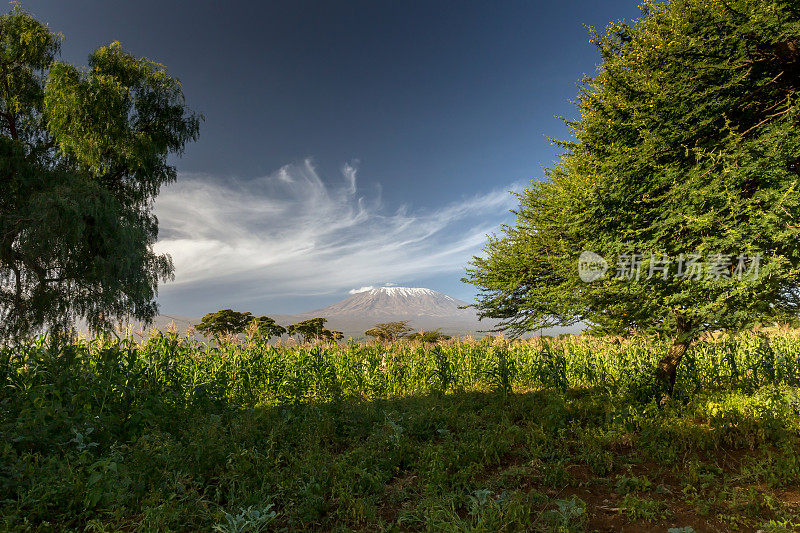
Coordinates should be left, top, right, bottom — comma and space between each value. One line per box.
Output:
2, 333, 800, 531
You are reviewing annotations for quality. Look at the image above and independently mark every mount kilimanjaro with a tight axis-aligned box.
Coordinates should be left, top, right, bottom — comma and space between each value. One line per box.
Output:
146, 287, 496, 339
304, 287, 472, 318
290, 287, 492, 338
125, 286, 580, 339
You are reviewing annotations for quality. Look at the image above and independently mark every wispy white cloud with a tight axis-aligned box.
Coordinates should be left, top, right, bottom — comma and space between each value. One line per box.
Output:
153, 159, 520, 299
348, 286, 375, 294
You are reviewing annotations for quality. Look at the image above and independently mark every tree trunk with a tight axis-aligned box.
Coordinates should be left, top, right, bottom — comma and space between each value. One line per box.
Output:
657, 319, 694, 394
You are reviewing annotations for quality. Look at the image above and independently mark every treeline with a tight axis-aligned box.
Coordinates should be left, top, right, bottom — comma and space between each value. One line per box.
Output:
364, 321, 451, 343
195, 310, 342, 342
194, 311, 452, 343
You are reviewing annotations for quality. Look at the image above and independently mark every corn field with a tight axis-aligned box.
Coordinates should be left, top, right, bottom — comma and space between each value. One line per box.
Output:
5, 331, 800, 530
5, 330, 800, 412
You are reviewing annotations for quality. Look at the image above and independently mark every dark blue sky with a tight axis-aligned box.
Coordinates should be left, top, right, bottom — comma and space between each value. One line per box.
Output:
28, 0, 642, 315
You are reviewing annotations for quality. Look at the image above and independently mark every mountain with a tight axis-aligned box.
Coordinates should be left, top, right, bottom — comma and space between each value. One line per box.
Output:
303, 287, 473, 319
110, 287, 578, 340
291, 287, 492, 338
123, 288, 490, 339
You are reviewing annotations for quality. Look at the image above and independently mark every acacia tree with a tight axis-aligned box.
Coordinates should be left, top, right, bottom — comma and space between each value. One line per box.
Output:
365, 321, 413, 342
0, 6, 200, 341
249, 315, 287, 340
406, 329, 451, 343
288, 318, 343, 343
195, 310, 253, 339
466, 0, 800, 391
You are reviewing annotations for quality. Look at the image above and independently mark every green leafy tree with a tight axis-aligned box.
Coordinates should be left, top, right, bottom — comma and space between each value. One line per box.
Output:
365, 320, 413, 342
406, 329, 451, 343
466, 0, 800, 391
287, 317, 343, 342
0, 5, 200, 341
249, 315, 287, 340
325, 329, 345, 342
196, 310, 253, 339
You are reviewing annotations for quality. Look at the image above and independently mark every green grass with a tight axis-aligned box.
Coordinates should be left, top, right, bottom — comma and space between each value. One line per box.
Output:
2, 331, 800, 530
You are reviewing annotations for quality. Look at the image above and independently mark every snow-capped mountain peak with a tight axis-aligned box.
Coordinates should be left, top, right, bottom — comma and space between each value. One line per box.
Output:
301, 286, 468, 319
365, 287, 454, 300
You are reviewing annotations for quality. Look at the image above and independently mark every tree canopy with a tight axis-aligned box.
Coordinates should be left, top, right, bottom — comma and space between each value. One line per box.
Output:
287, 318, 343, 343
365, 321, 413, 342
406, 329, 451, 343
466, 0, 800, 389
195, 310, 286, 341
249, 315, 287, 340
0, 5, 200, 341
195, 309, 253, 338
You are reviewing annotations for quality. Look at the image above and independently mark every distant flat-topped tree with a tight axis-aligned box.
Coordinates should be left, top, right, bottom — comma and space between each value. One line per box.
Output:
196, 310, 286, 342
407, 329, 451, 343
365, 321, 413, 342
249, 316, 287, 341
466, 0, 800, 393
288, 318, 343, 343
196, 309, 253, 339
0, 5, 200, 342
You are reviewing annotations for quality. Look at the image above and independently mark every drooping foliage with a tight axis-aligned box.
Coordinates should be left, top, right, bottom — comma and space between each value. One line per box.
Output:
0, 5, 200, 341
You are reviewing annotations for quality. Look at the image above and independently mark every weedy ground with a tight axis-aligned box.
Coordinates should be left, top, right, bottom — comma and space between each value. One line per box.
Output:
2, 332, 800, 531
